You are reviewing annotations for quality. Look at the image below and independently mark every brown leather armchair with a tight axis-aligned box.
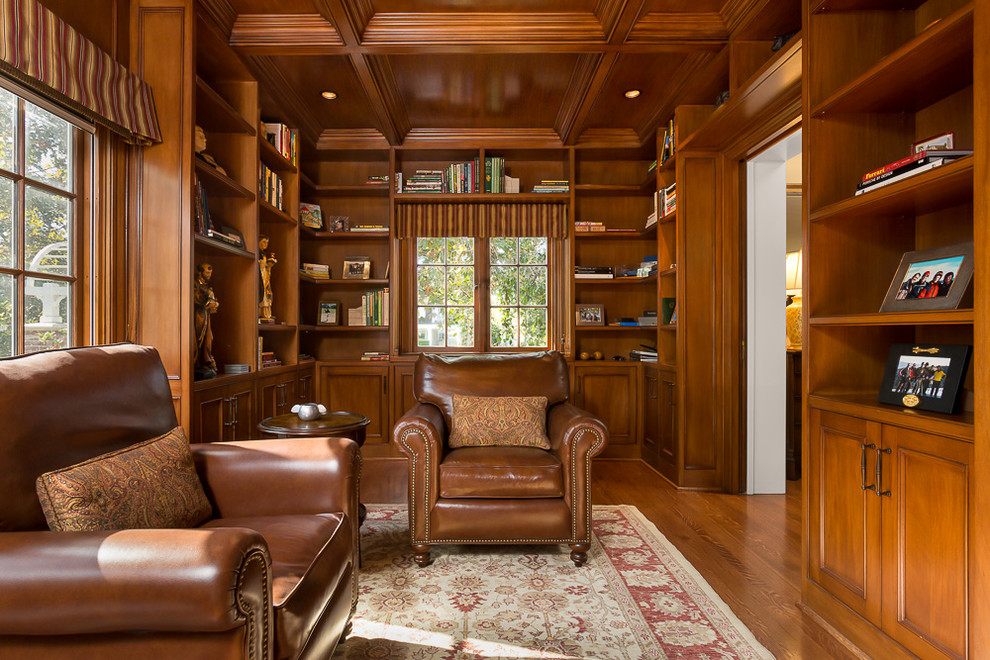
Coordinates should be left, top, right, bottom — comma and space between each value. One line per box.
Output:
392, 351, 608, 567
0, 344, 359, 660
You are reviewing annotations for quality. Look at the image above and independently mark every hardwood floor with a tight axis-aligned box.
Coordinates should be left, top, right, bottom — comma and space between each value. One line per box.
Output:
362, 457, 859, 660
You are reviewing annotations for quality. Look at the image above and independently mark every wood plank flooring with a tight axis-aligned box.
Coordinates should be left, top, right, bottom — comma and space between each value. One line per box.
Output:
362, 457, 858, 660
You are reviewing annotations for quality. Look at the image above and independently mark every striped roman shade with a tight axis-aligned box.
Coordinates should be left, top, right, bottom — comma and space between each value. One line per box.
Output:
0, 0, 161, 144
396, 202, 567, 238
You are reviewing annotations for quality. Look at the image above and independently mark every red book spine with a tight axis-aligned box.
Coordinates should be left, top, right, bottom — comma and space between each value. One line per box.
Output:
861, 151, 928, 183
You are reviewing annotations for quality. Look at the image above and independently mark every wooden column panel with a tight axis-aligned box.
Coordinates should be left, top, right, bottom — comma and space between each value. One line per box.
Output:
129, 0, 193, 429
571, 363, 639, 457
317, 364, 390, 452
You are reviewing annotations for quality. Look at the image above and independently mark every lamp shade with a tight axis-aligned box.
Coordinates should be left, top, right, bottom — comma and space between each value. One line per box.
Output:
785, 250, 802, 293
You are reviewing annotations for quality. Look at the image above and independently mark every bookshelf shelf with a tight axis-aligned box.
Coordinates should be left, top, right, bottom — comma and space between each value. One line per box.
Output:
659, 324, 677, 331
195, 77, 256, 135
194, 233, 255, 259
574, 227, 656, 239
301, 228, 390, 240
394, 193, 569, 202
259, 199, 296, 226
195, 159, 254, 199
299, 276, 390, 285
258, 323, 296, 331
807, 393, 973, 442
810, 310, 974, 327
574, 275, 657, 285
259, 136, 297, 173
298, 325, 389, 332
312, 184, 390, 197
659, 211, 676, 225
659, 267, 677, 278
810, 4, 973, 117
575, 325, 658, 332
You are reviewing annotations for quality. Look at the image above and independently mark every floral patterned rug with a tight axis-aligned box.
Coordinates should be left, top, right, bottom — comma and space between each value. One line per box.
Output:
334, 504, 774, 659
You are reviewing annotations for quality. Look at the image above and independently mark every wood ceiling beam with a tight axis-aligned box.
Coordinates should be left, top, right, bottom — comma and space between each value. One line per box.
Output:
627, 12, 729, 43
359, 12, 607, 45
198, 0, 237, 40
557, 52, 620, 146
555, 53, 606, 145
229, 14, 343, 48
634, 50, 716, 143
245, 55, 324, 143
401, 128, 563, 149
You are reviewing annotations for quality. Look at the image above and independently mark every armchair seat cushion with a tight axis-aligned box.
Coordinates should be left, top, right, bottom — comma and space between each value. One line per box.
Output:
439, 447, 564, 499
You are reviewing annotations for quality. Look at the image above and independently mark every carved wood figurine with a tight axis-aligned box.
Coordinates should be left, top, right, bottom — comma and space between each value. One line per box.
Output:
258, 235, 277, 322
193, 263, 219, 379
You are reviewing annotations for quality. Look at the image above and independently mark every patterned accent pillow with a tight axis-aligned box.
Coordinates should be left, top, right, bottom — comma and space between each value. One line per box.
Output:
449, 395, 550, 449
35, 426, 212, 532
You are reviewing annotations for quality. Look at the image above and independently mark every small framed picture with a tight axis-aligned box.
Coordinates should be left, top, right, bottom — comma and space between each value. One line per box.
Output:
343, 258, 371, 280
328, 216, 349, 233
911, 131, 954, 153
575, 303, 604, 326
879, 241, 973, 313
878, 343, 971, 414
317, 300, 340, 326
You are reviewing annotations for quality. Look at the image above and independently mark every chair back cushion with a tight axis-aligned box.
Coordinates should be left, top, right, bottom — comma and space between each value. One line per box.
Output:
449, 395, 550, 449
36, 426, 212, 532
414, 351, 569, 429
0, 344, 179, 531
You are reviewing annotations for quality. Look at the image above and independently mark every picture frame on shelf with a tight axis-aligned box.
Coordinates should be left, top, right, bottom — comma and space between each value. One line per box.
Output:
911, 131, 954, 153
878, 343, 971, 414
343, 258, 371, 280
328, 216, 349, 233
299, 203, 323, 230
576, 304, 604, 326
317, 300, 340, 326
879, 241, 973, 313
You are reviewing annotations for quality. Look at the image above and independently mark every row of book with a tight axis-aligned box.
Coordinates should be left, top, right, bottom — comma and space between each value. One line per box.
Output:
261, 122, 298, 166
259, 351, 282, 369
366, 175, 389, 185
575, 221, 606, 233
532, 179, 568, 193
659, 118, 675, 166
300, 262, 330, 280
194, 176, 246, 248
361, 351, 390, 361
855, 148, 972, 196
348, 289, 389, 327
260, 163, 285, 210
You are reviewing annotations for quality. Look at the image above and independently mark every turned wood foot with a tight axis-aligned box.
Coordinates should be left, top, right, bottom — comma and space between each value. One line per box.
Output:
412, 543, 432, 567
569, 543, 590, 567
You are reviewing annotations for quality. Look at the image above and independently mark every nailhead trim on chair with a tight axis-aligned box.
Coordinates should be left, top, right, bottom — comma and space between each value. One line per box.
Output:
235, 549, 271, 660
401, 423, 604, 546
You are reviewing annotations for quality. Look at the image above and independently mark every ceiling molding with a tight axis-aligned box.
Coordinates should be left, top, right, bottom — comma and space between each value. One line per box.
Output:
557, 52, 620, 145
634, 51, 714, 142
719, 0, 753, 35
574, 128, 644, 149
315, 128, 390, 151
555, 53, 605, 143
358, 54, 411, 144
594, 0, 631, 42
198, 0, 237, 39
627, 12, 728, 43
360, 13, 607, 46
230, 14, 344, 48
247, 56, 324, 142
336, 0, 375, 40
401, 128, 563, 149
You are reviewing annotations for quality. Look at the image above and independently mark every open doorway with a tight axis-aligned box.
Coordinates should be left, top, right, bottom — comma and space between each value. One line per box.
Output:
744, 129, 802, 494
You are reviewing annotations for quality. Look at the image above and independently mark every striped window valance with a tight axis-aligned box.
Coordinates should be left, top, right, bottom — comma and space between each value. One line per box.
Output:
0, 0, 161, 144
397, 202, 567, 238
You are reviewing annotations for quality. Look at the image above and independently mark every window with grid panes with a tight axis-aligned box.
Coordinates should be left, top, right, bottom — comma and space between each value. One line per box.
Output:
0, 85, 86, 357
415, 236, 549, 350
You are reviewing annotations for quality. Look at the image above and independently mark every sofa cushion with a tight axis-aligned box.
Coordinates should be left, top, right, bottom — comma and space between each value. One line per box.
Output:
449, 395, 550, 449
202, 512, 354, 658
35, 426, 212, 532
439, 447, 564, 498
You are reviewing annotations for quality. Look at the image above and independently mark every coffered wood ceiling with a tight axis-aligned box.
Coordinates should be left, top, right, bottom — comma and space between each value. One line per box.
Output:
197, 0, 800, 152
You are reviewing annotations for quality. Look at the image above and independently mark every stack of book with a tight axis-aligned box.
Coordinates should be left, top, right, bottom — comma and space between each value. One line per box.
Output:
629, 348, 658, 362
532, 179, 569, 193
361, 351, 390, 362
259, 351, 281, 369
646, 193, 658, 228
223, 363, 250, 375
300, 262, 330, 280
261, 122, 297, 165
575, 221, 606, 233
638, 255, 658, 277
402, 170, 445, 193
299, 203, 323, 229
260, 162, 284, 210
365, 175, 389, 185
637, 311, 659, 327
855, 149, 972, 196
661, 182, 676, 216
298, 353, 316, 364
574, 266, 613, 279
349, 223, 388, 233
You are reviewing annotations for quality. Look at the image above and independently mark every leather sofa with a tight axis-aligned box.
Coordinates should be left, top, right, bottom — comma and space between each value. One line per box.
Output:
392, 351, 608, 567
0, 344, 359, 659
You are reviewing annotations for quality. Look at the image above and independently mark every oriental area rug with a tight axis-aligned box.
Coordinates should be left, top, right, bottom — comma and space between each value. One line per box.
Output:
333, 505, 774, 659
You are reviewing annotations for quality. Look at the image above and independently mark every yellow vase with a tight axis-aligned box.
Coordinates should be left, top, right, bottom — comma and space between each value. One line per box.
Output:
786, 294, 802, 349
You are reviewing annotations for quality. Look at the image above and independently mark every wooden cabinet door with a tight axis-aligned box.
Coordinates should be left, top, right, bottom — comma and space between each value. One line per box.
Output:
659, 368, 677, 468
318, 365, 390, 447
227, 384, 255, 442
881, 427, 971, 660
807, 409, 882, 626
392, 362, 417, 423
642, 364, 659, 467
192, 385, 227, 444
257, 373, 283, 422
295, 365, 314, 403
573, 364, 638, 454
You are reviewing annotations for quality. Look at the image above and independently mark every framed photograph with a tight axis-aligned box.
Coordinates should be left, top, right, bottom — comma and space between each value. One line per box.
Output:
575, 303, 604, 326
878, 343, 971, 414
911, 131, 954, 153
879, 241, 973, 313
343, 258, 371, 280
328, 216, 349, 233
317, 300, 340, 326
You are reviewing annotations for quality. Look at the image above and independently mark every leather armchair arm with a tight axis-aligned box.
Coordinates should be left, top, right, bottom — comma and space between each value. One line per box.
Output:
547, 402, 608, 541
192, 436, 360, 521
392, 403, 446, 541
0, 527, 270, 637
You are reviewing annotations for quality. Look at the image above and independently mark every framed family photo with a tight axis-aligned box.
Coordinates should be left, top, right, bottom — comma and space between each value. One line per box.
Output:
317, 300, 340, 326
878, 343, 971, 414
575, 304, 604, 326
343, 258, 371, 280
879, 241, 973, 313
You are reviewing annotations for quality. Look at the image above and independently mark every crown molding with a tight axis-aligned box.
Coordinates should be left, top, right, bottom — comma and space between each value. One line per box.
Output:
315, 128, 390, 151
627, 12, 728, 43
360, 12, 606, 46
354, 54, 410, 145
197, 0, 237, 39
229, 14, 344, 48
574, 128, 645, 149
401, 128, 563, 149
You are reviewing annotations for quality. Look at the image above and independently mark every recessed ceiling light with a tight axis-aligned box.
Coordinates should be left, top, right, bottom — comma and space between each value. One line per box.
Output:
321, 91, 337, 100
624, 89, 641, 99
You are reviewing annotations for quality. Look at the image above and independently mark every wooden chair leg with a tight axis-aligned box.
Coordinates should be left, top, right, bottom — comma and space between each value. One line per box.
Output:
569, 543, 590, 567
412, 543, 431, 567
